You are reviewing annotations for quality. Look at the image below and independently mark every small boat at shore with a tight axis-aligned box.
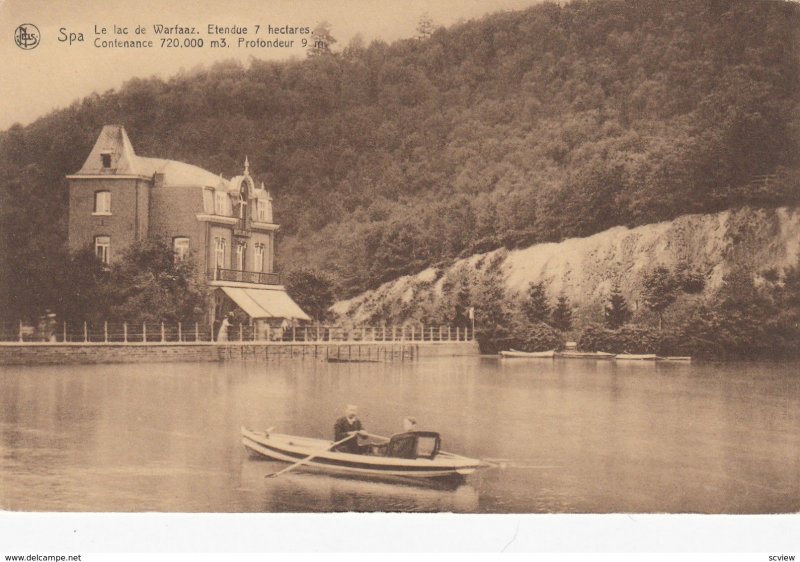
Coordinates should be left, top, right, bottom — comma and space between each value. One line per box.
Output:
615, 353, 658, 361
241, 427, 483, 480
557, 351, 615, 359
326, 357, 381, 363
499, 349, 556, 358
658, 356, 692, 362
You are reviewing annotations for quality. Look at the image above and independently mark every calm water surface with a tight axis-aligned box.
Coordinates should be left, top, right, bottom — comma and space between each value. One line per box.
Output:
1, 356, 798, 513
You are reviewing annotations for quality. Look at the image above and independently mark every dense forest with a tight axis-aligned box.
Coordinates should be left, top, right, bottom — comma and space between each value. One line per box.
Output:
1, 0, 798, 320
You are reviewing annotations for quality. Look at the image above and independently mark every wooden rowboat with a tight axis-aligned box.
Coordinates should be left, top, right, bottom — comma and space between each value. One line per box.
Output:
556, 351, 615, 359
241, 427, 482, 479
499, 349, 556, 358
615, 353, 658, 361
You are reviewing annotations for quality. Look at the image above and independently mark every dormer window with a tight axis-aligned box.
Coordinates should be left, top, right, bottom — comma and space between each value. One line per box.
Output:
214, 191, 229, 215
101, 151, 112, 169
202, 188, 214, 214
94, 191, 111, 215
257, 199, 271, 222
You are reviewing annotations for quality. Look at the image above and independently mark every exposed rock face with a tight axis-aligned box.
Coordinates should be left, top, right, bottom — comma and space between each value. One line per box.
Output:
332, 207, 800, 325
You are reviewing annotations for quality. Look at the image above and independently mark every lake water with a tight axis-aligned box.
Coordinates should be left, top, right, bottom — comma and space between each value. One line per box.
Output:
1, 355, 798, 513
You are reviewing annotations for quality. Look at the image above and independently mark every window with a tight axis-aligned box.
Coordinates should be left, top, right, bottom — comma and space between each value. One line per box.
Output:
95, 236, 110, 264
257, 199, 271, 222
101, 152, 112, 168
94, 191, 111, 215
235, 241, 246, 271
214, 237, 226, 269
214, 191, 229, 215
202, 189, 214, 214
254, 243, 265, 272
173, 237, 189, 261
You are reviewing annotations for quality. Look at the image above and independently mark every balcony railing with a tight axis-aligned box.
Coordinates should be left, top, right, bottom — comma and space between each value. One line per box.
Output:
209, 268, 281, 286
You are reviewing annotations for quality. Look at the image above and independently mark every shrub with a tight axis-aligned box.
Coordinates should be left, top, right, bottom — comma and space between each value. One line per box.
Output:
513, 322, 565, 352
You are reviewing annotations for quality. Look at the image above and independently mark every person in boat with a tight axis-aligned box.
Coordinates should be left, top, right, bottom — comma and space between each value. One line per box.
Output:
388, 417, 419, 459
333, 404, 368, 454
372, 417, 419, 458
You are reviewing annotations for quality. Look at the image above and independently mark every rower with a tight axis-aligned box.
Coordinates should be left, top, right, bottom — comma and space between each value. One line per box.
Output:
333, 404, 368, 454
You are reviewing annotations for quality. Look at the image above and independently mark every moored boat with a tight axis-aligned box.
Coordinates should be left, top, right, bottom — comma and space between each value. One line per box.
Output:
499, 349, 556, 358
241, 427, 483, 479
556, 351, 615, 359
615, 353, 658, 361
658, 356, 692, 362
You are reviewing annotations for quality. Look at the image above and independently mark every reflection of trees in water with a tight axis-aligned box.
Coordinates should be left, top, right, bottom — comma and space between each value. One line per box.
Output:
239, 459, 479, 513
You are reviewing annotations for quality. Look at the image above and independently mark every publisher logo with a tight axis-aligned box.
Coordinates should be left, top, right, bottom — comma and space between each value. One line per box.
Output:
14, 23, 40, 50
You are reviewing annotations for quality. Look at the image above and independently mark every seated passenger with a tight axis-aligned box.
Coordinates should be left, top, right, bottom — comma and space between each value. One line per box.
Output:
385, 417, 419, 459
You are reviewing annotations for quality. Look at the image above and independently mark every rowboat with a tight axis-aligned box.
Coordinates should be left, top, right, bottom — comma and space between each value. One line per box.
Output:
499, 349, 556, 358
615, 353, 658, 361
658, 356, 692, 362
241, 427, 483, 479
556, 351, 615, 359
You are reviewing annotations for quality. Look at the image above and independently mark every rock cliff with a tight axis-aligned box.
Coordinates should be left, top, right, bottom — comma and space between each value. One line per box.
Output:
332, 207, 800, 326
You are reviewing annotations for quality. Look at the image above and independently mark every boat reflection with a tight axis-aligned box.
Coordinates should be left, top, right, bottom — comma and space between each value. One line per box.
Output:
239, 458, 480, 512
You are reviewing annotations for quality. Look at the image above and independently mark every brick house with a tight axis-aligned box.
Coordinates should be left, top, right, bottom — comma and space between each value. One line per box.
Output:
67, 125, 310, 335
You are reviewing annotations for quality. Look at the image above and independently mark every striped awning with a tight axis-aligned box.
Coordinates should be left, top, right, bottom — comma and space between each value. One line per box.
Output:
220, 287, 310, 321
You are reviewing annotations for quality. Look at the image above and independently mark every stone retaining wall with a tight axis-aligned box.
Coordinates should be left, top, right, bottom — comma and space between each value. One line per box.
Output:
0, 343, 220, 365
0, 340, 479, 365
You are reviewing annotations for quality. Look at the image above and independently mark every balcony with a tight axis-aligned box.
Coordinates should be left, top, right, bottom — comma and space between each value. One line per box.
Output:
209, 268, 281, 286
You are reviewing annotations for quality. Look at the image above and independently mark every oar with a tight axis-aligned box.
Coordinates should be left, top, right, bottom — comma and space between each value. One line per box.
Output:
264, 434, 356, 479
359, 430, 390, 442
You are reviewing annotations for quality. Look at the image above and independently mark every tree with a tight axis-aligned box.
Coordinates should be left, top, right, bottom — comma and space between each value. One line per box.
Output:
604, 282, 631, 329
473, 269, 512, 353
307, 21, 336, 57
285, 268, 335, 322
56, 248, 113, 323
416, 13, 436, 40
675, 261, 706, 294
451, 276, 472, 328
55, 238, 208, 324
521, 281, 551, 324
107, 238, 208, 324
642, 266, 677, 329
551, 294, 573, 332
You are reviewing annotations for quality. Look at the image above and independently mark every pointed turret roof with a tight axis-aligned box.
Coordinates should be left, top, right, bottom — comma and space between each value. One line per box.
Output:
75, 125, 141, 175
70, 125, 229, 188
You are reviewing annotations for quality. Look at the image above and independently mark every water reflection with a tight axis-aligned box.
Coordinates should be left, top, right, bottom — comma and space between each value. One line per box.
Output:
238, 459, 479, 512
1, 357, 799, 512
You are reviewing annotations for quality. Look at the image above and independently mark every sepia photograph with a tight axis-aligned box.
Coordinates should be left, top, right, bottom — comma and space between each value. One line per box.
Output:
1, 0, 799, 556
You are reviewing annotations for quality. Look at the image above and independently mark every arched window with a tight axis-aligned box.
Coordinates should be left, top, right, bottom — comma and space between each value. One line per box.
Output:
238, 191, 248, 220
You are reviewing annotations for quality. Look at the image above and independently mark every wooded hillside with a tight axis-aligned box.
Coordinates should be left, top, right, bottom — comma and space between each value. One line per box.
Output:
1, 0, 798, 319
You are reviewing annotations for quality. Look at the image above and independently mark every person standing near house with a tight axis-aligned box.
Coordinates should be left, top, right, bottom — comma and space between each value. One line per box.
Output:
217, 313, 232, 342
